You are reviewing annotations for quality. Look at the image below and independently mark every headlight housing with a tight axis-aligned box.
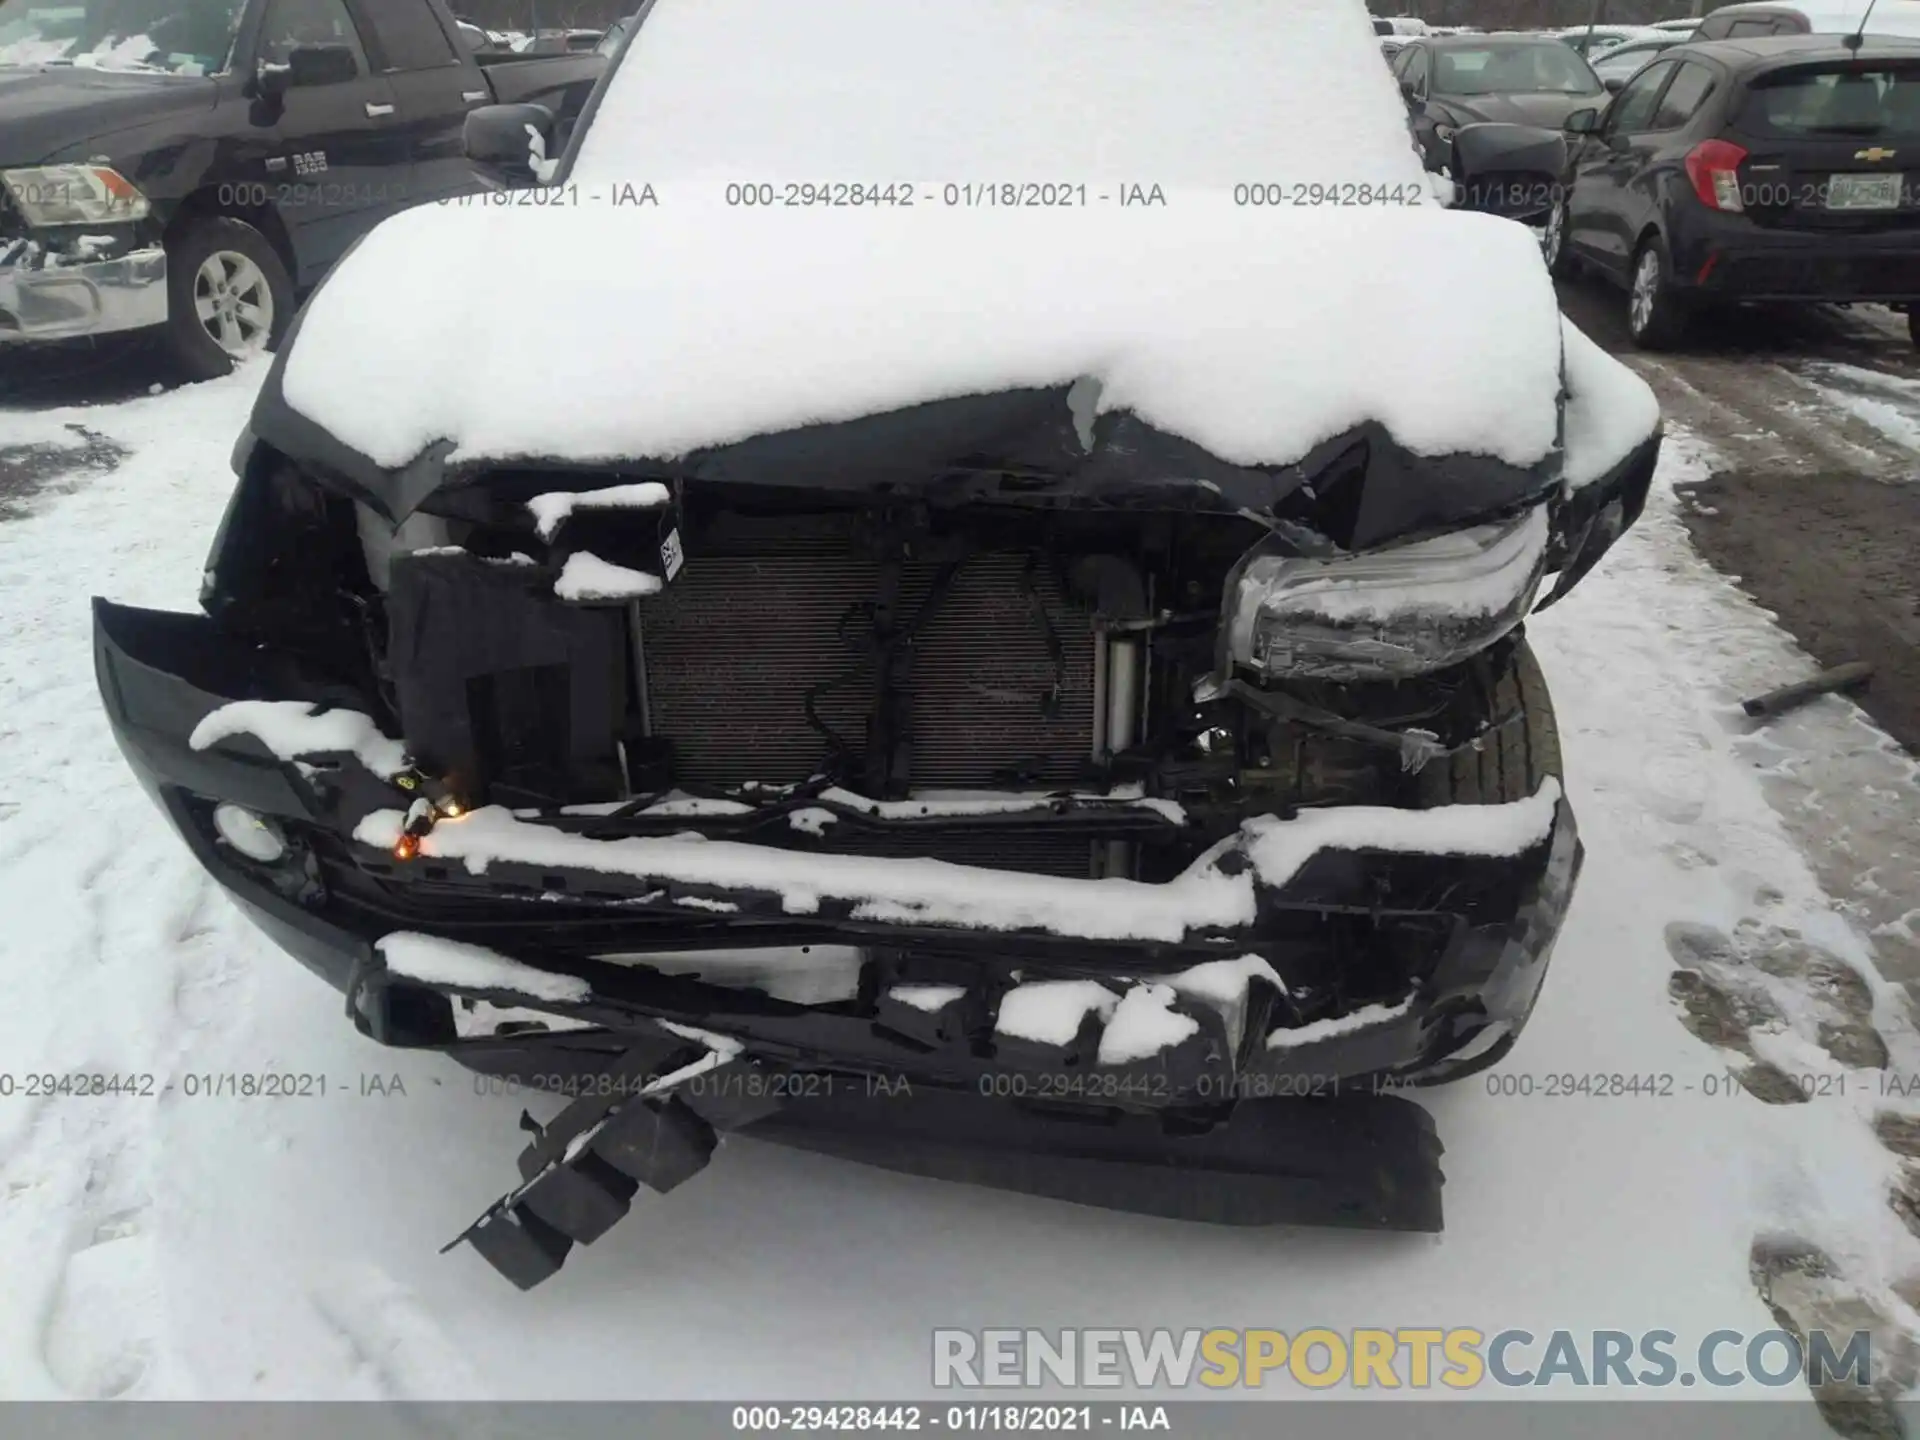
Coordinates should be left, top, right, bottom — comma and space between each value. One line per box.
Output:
2, 165, 151, 227
1225, 504, 1550, 682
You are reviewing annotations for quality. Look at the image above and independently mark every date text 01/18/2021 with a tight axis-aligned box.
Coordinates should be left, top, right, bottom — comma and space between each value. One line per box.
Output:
731, 1404, 1172, 1432
721, 183, 1170, 208
0, 1072, 395, 1098
469, 1069, 896, 1100
1484, 1070, 1876, 1099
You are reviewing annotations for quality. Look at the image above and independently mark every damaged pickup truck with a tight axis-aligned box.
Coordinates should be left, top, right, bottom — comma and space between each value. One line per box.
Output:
92, 0, 1664, 1288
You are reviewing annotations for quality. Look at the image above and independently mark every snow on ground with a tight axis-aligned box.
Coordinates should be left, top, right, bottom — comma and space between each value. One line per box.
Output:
4, 369, 1920, 1405
1799, 363, 1920, 457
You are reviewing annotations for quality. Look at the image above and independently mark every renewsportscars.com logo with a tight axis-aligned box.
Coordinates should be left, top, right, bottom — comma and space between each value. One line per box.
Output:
931, 1327, 1874, 1391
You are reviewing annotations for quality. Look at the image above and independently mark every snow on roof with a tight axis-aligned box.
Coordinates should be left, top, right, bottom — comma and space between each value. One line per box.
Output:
278, 0, 1571, 479
569, 0, 1424, 192
1705, 0, 1920, 37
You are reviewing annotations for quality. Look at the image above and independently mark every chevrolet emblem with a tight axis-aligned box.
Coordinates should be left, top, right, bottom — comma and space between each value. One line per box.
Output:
1855, 147, 1898, 162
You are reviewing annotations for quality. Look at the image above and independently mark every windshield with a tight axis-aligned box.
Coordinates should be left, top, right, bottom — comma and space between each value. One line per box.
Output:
0, 0, 241, 74
1739, 63, 1920, 138
1435, 42, 1603, 96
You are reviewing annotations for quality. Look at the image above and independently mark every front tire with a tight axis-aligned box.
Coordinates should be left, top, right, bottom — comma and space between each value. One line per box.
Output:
1543, 194, 1577, 279
161, 217, 294, 381
1627, 237, 1687, 350
1416, 637, 1561, 810
1405, 638, 1563, 1085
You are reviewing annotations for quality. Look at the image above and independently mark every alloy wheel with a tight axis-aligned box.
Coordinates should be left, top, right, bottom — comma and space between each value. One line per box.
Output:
1544, 200, 1566, 268
1630, 248, 1661, 337
193, 251, 275, 358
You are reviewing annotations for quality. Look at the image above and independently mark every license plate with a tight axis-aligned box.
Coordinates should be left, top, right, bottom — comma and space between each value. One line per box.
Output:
1827, 173, 1902, 211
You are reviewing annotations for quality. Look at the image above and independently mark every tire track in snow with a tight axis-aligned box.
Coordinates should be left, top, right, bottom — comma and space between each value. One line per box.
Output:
1628, 355, 1911, 480
1790, 363, 1920, 459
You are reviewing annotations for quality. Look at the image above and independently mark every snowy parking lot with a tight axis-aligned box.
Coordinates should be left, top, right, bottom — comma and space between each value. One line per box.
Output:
2, 291, 1920, 1425
4, 0, 1920, 1425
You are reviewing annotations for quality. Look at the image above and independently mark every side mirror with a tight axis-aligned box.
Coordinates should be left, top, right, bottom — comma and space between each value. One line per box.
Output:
1603, 76, 1626, 93
1564, 107, 1602, 134
258, 43, 358, 96
465, 102, 558, 183
1400, 77, 1419, 101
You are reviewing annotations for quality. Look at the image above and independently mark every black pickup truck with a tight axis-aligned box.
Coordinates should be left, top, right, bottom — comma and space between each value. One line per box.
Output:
0, 0, 607, 378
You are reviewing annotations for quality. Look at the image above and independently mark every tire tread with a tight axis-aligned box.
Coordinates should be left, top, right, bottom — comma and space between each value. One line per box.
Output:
1417, 639, 1560, 808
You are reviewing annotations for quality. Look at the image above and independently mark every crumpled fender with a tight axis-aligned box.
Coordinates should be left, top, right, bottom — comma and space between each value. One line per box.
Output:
1536, 318, 1663, 609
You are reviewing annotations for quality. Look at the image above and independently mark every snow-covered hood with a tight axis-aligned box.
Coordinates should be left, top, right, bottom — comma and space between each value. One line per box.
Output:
254, 0, 1655, 532
271, 199, 1567, 484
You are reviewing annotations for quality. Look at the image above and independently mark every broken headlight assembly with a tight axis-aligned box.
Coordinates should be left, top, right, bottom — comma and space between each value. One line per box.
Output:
1, 165, 151, 227
1225, 504, 1549, 682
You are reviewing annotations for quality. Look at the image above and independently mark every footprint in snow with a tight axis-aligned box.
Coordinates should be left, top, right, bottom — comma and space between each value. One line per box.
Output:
37, 1137, 164, 1399
309, 1262, 491, 1400
1751, 1236, 1920, 1440
1869, 1115, 1920, 1254
1664, 919, 1889, 1103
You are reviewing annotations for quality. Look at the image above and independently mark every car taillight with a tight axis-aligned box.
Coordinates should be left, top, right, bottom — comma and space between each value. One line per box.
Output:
1685, 139, 1748, 212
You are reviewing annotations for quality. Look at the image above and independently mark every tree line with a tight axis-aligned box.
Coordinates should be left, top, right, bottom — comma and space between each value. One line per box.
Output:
453, 0, 630, 29
1369, 0, 1704, 24
453, 0, 1711, 40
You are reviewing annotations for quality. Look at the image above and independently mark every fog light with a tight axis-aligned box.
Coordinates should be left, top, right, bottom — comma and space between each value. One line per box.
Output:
213, 803, 287, 863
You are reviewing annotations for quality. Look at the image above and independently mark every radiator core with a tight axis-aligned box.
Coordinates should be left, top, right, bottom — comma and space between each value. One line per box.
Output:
639, 542, 1098, 793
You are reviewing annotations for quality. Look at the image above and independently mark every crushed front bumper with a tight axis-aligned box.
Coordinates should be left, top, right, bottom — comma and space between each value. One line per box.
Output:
96, 593, 1585, 1282
94, 597, 1583, 1105
0, 244, 168, 342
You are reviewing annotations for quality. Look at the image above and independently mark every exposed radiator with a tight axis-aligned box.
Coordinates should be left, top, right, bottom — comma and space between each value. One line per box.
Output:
639, 543, 1098, 792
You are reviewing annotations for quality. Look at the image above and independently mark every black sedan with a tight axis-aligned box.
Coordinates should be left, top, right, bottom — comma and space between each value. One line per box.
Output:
1391, 33, 1612, 173
1546, 35, 1920, 349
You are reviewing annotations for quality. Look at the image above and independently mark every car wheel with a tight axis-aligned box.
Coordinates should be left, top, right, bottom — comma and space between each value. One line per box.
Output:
1415, 637, 1561, 812
1626, 238, 1687, 350
1543, 194, 1576, 279
1405, 638, 1563, 1086
1909, 305, 1919, 351
161, 217, 294, 382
